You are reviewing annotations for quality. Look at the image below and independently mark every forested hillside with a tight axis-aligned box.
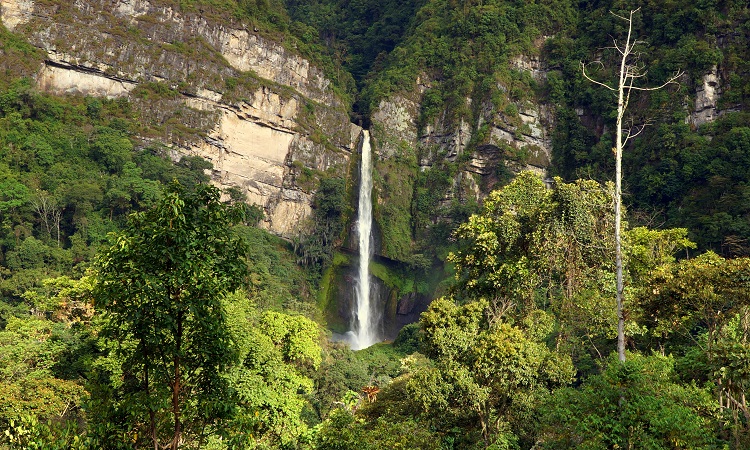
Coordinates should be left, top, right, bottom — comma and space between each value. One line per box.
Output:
1, 0, 749, 448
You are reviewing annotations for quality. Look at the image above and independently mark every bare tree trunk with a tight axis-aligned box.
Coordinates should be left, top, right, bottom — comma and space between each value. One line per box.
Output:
31, 192, 52, 240
582, 8, 682, 363
614, 20, 628, 363
52, 207, 62, 247
31, 191, 63, 246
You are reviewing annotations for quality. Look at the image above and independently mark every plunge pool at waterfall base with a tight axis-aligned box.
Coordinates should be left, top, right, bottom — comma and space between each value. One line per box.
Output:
330, 331, 382, 350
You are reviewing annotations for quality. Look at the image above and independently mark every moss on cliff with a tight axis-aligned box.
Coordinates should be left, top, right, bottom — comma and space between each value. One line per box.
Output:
371, 130, 418, 262
0, 25, 44, 86
318, 251, 351, 333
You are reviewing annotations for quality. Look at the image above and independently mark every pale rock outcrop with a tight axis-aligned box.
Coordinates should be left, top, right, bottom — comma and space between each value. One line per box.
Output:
217, 30, 333, 106
415, 98, 552, 185
511, 53, 547, 82
492, 104, 553, 169
183, 89, 356, 237
371, 95, 419, 158
0, 0, 33, 31
266, 191, 313, 237
38, 63, 137, 98
689, 65, 721, 127
114, 0, 151, 18
1, 0, 359, 237
4, 0, 338, 105
369, 50, 555, 236
421, 117, 472, 163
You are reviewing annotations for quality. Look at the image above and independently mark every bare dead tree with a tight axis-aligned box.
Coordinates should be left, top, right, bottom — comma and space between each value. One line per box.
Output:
581, 8, 684, 362
31, 190, 63, 247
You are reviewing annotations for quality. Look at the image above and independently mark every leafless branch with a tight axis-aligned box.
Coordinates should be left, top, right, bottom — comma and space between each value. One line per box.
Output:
610, 9, 638, 22
581, 62, 616, 91
611, 39, 626, 55
628, 70, 685, 91
623, 120, 651, 145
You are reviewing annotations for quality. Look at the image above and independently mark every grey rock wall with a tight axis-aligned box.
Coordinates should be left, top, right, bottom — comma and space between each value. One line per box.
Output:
1, 0, 360, 238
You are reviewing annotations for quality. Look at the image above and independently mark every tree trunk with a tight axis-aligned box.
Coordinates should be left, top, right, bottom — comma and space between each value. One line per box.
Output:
145, 352, 158, 450
615, 50, 626, 363
172, 309, 183, 450
583, 8, 681, 363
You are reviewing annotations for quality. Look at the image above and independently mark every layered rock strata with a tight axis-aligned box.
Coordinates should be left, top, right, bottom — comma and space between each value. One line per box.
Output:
1, 0, 359, 237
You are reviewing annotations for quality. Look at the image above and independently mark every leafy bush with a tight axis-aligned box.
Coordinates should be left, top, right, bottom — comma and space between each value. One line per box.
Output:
540, 353, 721, 449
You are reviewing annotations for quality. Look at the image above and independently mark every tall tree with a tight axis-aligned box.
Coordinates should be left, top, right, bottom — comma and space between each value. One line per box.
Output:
93, 183, 247, 449
448, 171, 616, 353
582, 8, 682, 362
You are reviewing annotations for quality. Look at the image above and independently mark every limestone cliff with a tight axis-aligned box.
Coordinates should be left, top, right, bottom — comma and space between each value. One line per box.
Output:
368, 47, 554, 262
0, 0, 360, 238
689, 66, 721, 127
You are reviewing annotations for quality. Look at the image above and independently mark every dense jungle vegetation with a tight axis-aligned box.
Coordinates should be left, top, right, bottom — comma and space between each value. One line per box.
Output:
1, 0, 750, 448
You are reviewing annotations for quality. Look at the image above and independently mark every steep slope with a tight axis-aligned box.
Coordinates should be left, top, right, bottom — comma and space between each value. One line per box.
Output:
362, 0, 576, 262
546, 1, 750, 254
1, 0, 360, 238
360, 0, 750, 262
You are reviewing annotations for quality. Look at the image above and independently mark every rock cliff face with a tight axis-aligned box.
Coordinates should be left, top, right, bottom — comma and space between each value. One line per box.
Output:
368, 49, 553, 261
689, 65, 722, 127
0, 0, 32, 32
2, 0, 735, 248
0, 0, 360, 238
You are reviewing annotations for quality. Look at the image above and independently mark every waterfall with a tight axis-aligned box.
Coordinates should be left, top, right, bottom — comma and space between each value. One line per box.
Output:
351, 130, 378, 350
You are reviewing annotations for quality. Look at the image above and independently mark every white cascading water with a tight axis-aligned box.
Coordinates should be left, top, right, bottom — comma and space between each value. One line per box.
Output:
351, 130, 377, 350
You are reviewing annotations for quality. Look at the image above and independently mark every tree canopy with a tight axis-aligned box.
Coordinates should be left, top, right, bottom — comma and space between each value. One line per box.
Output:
92, 183, 248, 449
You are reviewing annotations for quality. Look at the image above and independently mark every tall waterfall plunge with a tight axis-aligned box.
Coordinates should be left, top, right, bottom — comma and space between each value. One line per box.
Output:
350, 130, 379, 350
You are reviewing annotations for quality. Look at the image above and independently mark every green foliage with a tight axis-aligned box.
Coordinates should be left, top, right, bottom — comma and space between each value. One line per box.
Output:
295, 176, 350, 276
447, 172, 703, 369
372, 139, 419, 261
311, 343, 371, 420
709, 311, 750, 446
91, 183, 248, 448
236, 225, 317, 315
131, 82, 180, 101
314, 408, 443, 450
643, 252, 750, 350
393, 322, 422, 353
368, 260, 417, 297
0, 275, 94, 448
540, 353, 721, 449
356, 297, 574, 448
621, 118, 750, 254
286, 0, 426, 91
0, 80, 213, 308
549, 107, 600, 179
222, 292, 322, 448
224, 186, 265, 227
410, 157, 477, 264
0, 316, 87, 432
449, 172, 615, 321
637, 252, 750, 444
0, 26, 45, 86
310, 339, 413, 423
361, 0, 577, 119
91, 127, 133, 173
2, 414, 88, 450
